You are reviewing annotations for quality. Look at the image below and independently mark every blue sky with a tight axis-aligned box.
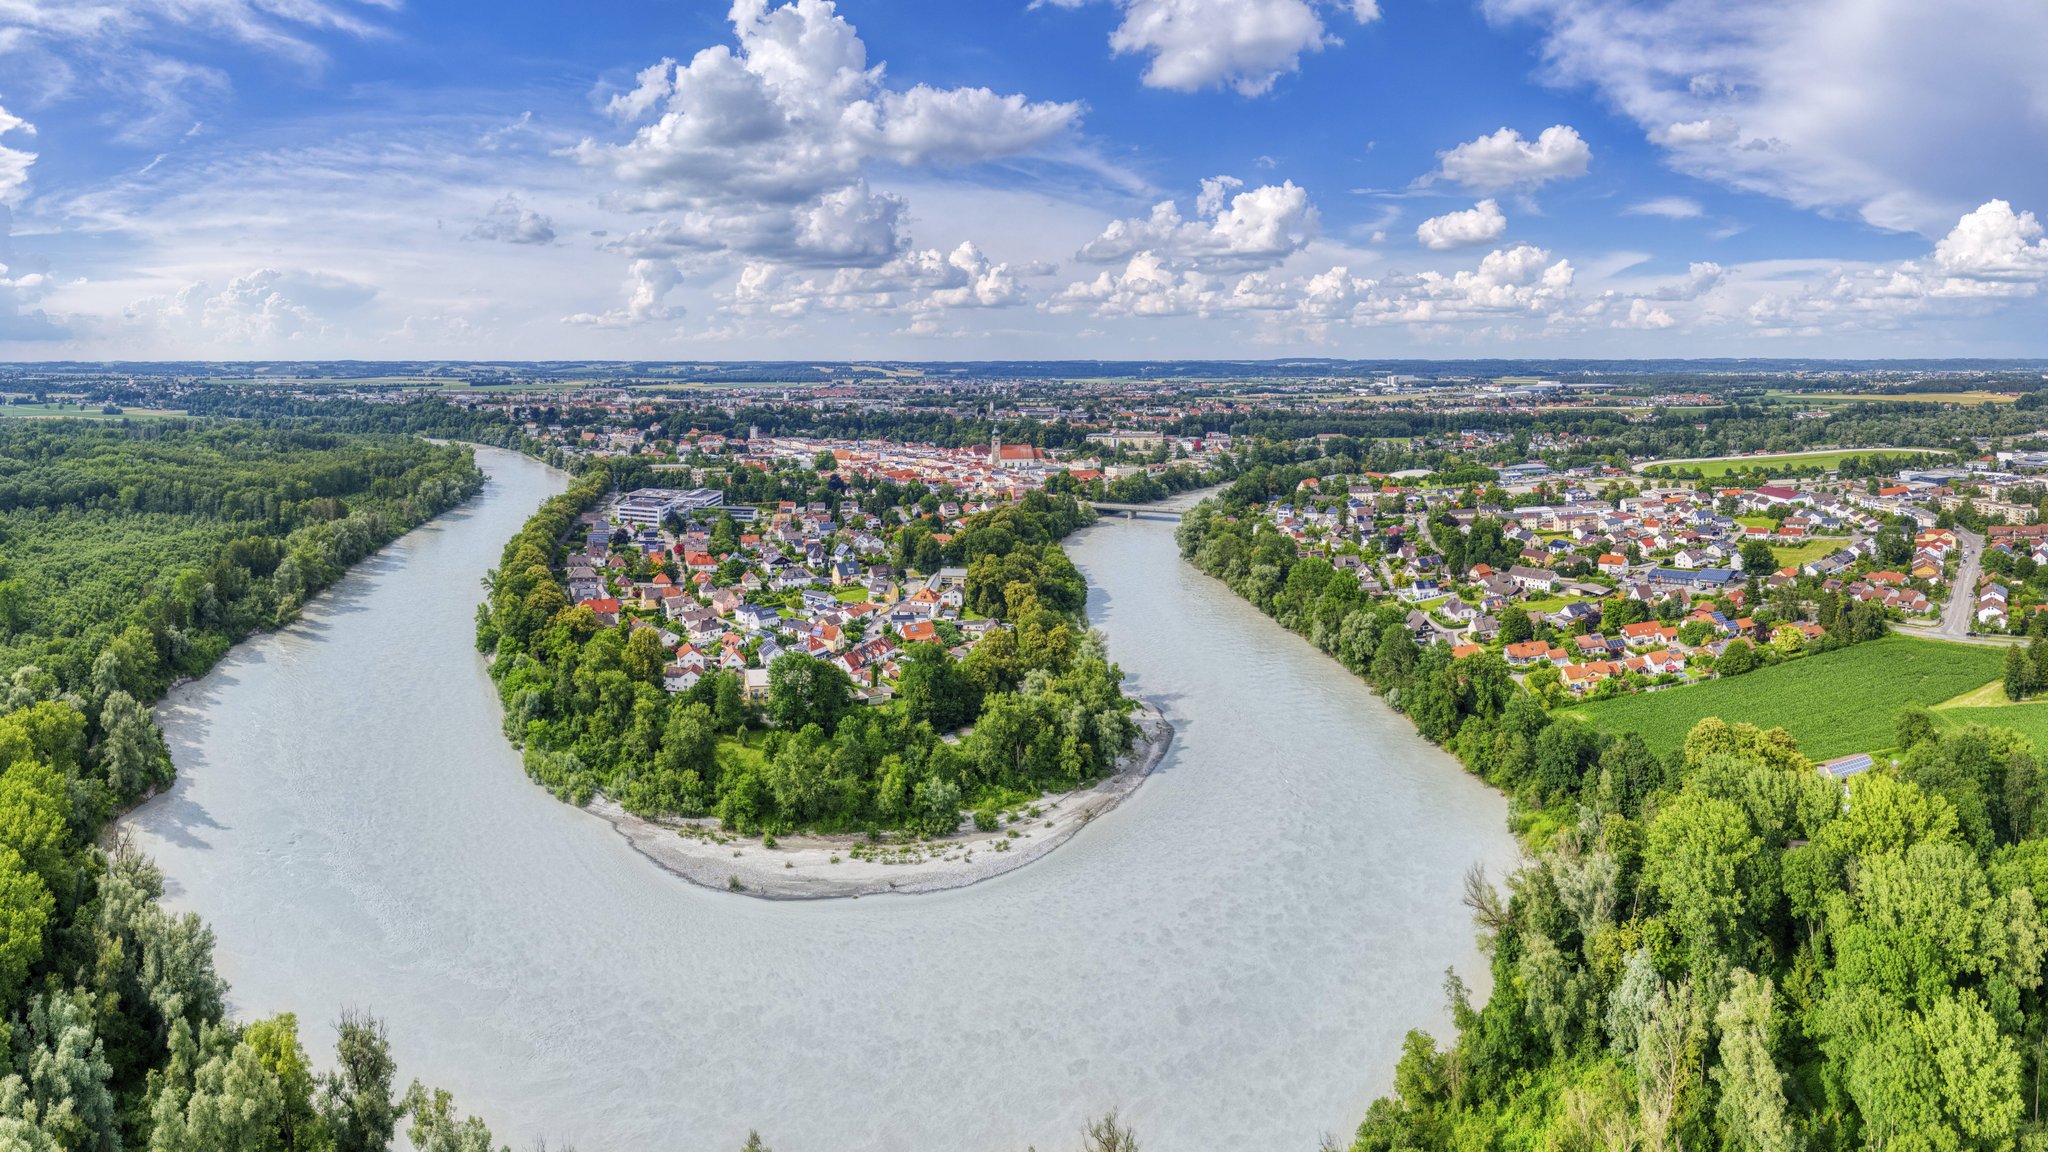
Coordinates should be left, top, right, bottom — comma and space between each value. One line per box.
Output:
3, 0, 2047, 360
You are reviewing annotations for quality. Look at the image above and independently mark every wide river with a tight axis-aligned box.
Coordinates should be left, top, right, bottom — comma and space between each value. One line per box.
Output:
126, 448, 1516, 1152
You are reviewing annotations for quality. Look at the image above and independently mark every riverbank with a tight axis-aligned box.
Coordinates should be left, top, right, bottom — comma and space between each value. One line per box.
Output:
588, 702, 1173, 899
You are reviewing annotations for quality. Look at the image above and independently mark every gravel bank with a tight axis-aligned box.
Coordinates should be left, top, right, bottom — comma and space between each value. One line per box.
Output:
588, 702, 1173, 899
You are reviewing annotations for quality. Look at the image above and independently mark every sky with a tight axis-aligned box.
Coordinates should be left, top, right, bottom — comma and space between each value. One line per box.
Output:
2, 0, 2048, 361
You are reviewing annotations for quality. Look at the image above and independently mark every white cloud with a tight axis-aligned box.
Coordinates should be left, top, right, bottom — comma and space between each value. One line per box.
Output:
1740, 200, 2048, 334
730, 241, 1029, 323
1932, 199, 2048, 281
1429, 125, 1592, 191
578, 0, 1082, 268
123, 267, 376, 345
1617, 298, 1675, 329
1415, 199, 1508, 250
1484, 0, 2048, 235
1624, 196, 1703, 219
1048, 241, 1578, 328
0, 106, 37, 206
1077, 177, 1317, 269
468, 194, 557, 245
566, 259, 683, 328
1045, 0, 1378, 96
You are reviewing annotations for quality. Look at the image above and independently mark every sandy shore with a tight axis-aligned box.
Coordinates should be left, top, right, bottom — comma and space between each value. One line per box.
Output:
586, 702, 1173, 899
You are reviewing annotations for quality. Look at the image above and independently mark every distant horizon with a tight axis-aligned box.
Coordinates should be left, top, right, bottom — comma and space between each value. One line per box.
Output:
12, 354, 2048, 366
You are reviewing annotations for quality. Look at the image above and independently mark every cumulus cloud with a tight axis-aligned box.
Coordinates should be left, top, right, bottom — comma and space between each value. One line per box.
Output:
1483, 0, 2048, 235
1052, 0, 1381, 97
1616, 298, 1675, 329
1048, 241, 1577, 328
468, 194, 557, 245
565, 259, 684, 329
0, 106, 35, 207
1416, 199, 1508, 250
1076, 177, 1317, 269
1625, 196, 1703, 219
1932, 200, 2048, 281
577, 0, 1081, 269
1429, 125, 1592, 191
1742, 200, 2048, 334
730, 241, 1029, 323
124, 267, 376, 344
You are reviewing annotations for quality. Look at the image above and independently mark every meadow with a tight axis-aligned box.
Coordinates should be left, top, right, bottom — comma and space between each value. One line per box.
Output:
1567, 633, 2004, 759
1639, 447, 1937, 478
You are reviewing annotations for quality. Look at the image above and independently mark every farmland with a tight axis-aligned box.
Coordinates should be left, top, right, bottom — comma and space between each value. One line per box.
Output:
1765, 389, 2016, 406
1637, 448, 1942, 478
0, 403, 187, 421
1566, 633, 2004, 759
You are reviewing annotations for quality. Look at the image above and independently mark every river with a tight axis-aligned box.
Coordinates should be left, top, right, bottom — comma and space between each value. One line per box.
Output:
125, 448, 1517, 1152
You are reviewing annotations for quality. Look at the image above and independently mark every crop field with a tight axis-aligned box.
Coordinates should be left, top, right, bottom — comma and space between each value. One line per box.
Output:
1767, 390, 2015, 406
1640, 448, 1938, 478
1567, 633, 2004, 760
0, 403, 187, 421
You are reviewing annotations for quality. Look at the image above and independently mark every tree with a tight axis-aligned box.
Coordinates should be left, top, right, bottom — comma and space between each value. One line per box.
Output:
1739, 540, 1777, 575
1498, 607, 1534, 645
1081, 1111, 1140, 1152
765, 654, 853, 735
894, 644, 981, 732
401, 1083, 501, 1152
321, 1011, 399, 1152
1716, 639, 1760, 676
0, 847, 51, 1003
2006, 642, 2038, 701
1769, 624, 1805, 656
1712, 970, 1793, 1152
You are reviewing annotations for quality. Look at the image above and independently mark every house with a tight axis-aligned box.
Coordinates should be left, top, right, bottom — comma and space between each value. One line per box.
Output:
1597, 553, 1629, 577
662, 664, 702, 693
1620, 620, 1678, 649
900, 620, 940, 645
1506, 565, 1558, 593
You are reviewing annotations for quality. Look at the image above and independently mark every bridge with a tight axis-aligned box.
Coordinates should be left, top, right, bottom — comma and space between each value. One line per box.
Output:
1088, 502, 1185, 520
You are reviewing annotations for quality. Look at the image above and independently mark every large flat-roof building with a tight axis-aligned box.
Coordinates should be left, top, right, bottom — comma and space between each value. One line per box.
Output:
614, 487, 725, 527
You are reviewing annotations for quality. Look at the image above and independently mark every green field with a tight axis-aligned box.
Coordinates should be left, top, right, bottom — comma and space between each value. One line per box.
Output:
1770, 536, 1852, 566
1936, 704, 2048, 748
1765, 389, 2014, 407
0, 403, 187, 421
1639, 448, 1937, 478
1566, 634, 2004, 760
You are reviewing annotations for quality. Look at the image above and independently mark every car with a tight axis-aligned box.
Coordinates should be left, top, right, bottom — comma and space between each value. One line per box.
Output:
1967, 630, 1979, 637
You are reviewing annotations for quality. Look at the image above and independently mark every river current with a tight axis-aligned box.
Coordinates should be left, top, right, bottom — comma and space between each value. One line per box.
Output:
126, 448, 1516, 1152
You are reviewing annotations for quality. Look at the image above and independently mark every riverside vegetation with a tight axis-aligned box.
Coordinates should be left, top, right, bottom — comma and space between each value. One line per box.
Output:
0, 418, 565, 1150
1179, 465, 2048, 1150
476, 462, 1140, 839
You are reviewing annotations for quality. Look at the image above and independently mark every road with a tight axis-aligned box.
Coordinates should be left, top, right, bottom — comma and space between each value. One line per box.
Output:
1895, 527, 2012, 646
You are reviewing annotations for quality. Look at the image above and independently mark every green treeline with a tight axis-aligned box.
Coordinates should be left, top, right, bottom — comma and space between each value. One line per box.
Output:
1179, 490, 2048, 1148
477, 474, 1139, 835
0, 422, 484, 693
0, 418, 533, 1150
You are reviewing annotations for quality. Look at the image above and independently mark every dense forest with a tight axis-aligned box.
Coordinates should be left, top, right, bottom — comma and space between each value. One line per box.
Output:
1178, 478, 2048, 1150
0, 418, 540, 1150
476, 469, 1140, 835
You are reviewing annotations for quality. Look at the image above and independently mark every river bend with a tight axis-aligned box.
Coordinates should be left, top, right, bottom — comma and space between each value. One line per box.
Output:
126, 448, 1516, 1152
